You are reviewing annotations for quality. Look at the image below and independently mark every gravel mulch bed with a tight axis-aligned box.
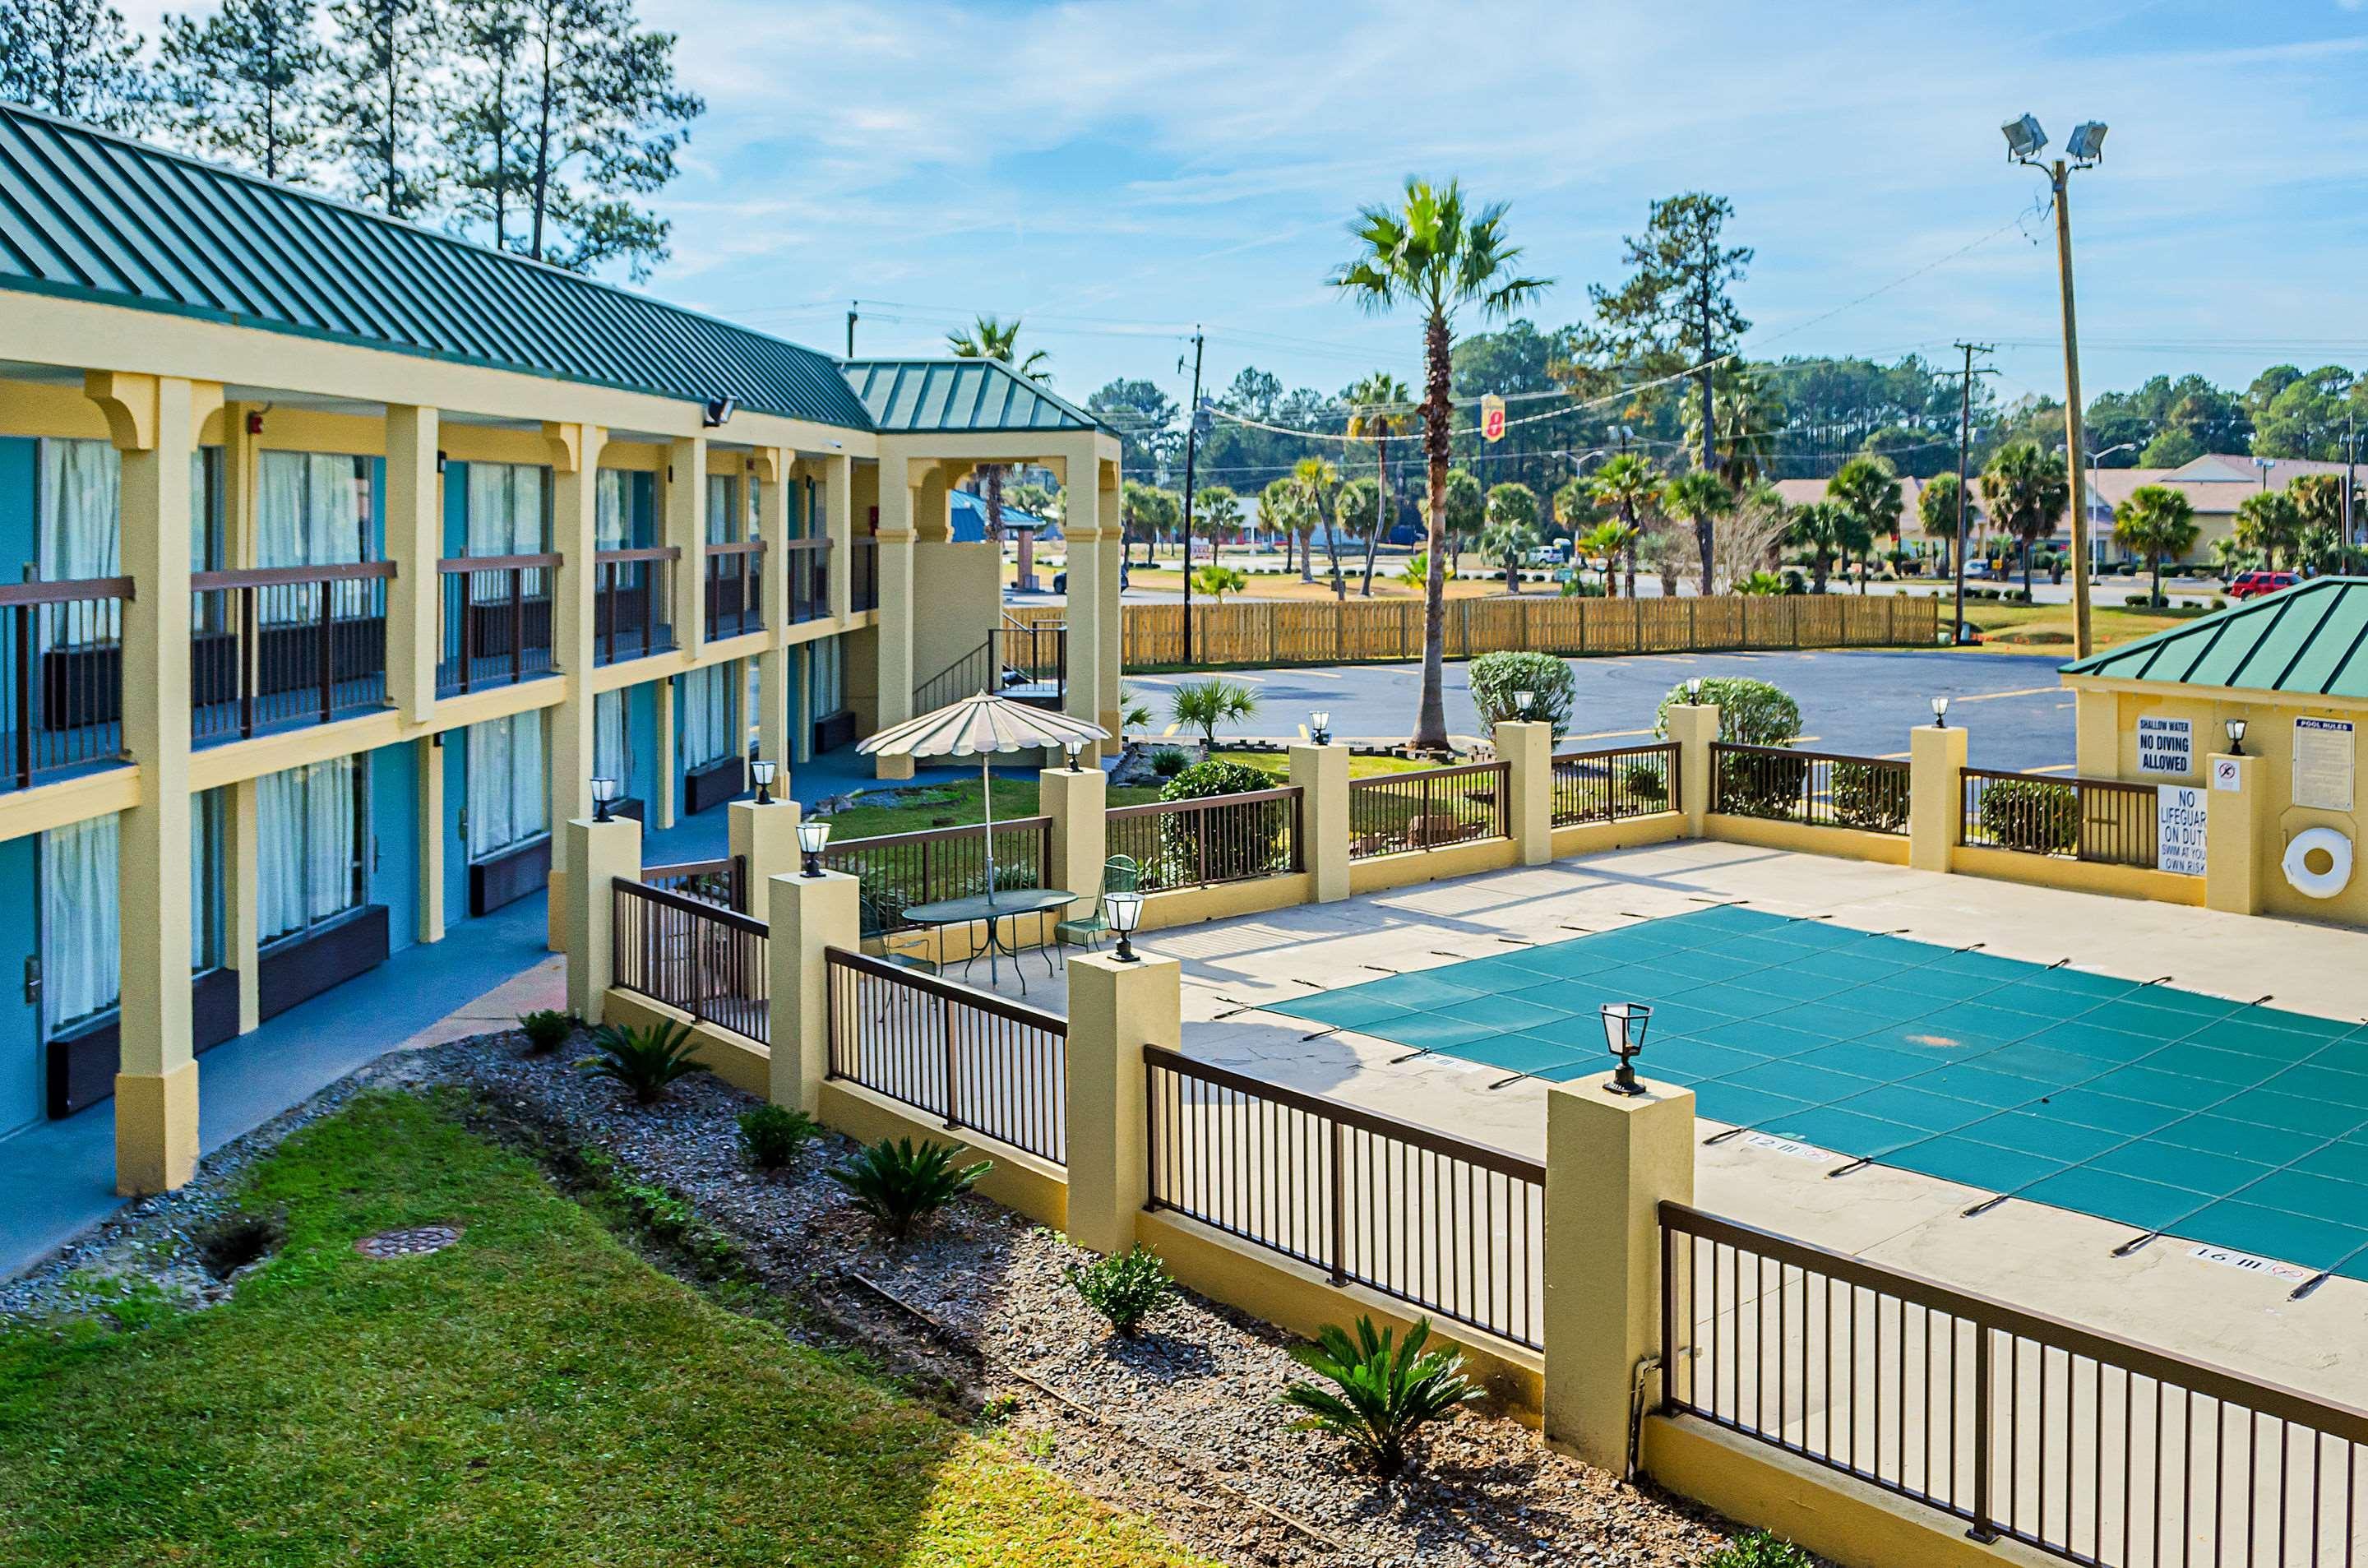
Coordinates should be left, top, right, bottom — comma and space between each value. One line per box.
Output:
442, 1029, 1748, 1568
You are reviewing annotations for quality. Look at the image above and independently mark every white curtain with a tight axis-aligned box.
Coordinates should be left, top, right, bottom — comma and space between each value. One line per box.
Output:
594, 689, 629, 794
257, 451, 309, 570
706, 474, 738, 543
467, 712, 548, 858
39, 438, 122, 649
41, 814, 119, 1030
258, 756, 358, 942
596, 469, 630, 551
467, 462, 547, 556
681, 664, 732, 769
258, 452, 370, 617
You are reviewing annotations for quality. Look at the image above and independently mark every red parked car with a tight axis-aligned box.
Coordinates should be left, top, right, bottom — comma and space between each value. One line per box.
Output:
2227, 570, 2298, 601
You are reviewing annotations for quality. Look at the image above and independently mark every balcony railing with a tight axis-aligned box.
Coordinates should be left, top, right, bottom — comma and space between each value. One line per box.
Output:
850, 538, 879, 613
437, 553, 557, 696
704, 539, 764, 642
593, 546, 678, 666
191, 562, 395, 745
783, 537, 830, 625
0, 575, 133, 791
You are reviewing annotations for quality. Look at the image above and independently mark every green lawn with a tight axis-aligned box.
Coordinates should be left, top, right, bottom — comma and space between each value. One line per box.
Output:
1205, 747, 1445, 782
0, 1093, 1213, 1567
816, 776, 1163, 839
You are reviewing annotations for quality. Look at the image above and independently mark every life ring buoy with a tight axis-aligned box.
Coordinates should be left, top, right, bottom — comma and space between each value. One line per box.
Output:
2282, 827, 2354, 900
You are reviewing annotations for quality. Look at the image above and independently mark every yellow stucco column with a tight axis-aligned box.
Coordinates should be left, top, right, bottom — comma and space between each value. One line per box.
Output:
1909, 721, 1968, 874
765, 867, 858, 1114
548, 423, 607, 833
385, 405, 440, 724
824, 453, 854, 622
654, 674, 677, 830
1097, 457, 1124, 741
1059, 446, 1104, 743
1042, 761, 1108, 921
666, 435, 707, 666
873, 451, 917, 780
756, 451, 793, 777
1664, 702, 1719, 837
1494, 719, 1554, 866
2204, 751, 2263, 914
562, 813, 641, 1020
414, 735, 445, 945
1063, 950, 1180, 1256
95, 371, 210, 1195
1542, 1070, 1695, 1476
1289, 741, 1350, 901
226, 777, 261, 1032
727, 798, 802, 924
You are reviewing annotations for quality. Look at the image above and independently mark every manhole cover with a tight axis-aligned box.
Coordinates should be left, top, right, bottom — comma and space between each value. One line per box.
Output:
354, 1224, 463, 1260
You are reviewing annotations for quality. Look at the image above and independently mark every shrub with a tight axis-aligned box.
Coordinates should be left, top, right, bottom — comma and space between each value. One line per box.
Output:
577, 1020, 710, 1106
1150, 747, 1191, 779
1280, 1315, 1484, 1478
1831, 761, 1910, 831
1717, 749, 1809, 818
1557, 575, 1604, 598
517, 1009, 576, 1055
829, 1136, 991, 1241
1066, 1244, 1174, 1335
1977, 776, 2079, 854
1655, 676, 1801, 747
1468, 650, 1575, 737
1732, 569, 1786, 596
1170, 678, 1258, 746
1704, 1530, 1817, 1567
738, 1103, 821, 1169
1621, 760, 1668, 805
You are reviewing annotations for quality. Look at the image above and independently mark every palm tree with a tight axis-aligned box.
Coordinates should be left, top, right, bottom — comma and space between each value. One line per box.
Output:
1480, 482, 1540, 593
1683, 362, 1785, 488
2114, 485, 2200, 607
1918, 472, 1964, 574
2234, 490, 2303, 571
1586, 454, 1662, 599
1978, 442, 2070, 594
1334, 179, 1551, 751
1421, 469, 1484, 576
1344, 372, 1413, 598
947, 314, 1049, 545
1191, 485, 1242, 554
1660, 471, 1733, 594
1293, 456, 1343, 596
1826, 456, 1903, 595
1577, 520, 1637, 595
1260, 477, 1296, 570
1788, 502, 1851, 594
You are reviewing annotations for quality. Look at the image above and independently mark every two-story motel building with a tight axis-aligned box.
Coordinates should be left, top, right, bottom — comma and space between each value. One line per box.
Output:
0, 103, 1124, 1196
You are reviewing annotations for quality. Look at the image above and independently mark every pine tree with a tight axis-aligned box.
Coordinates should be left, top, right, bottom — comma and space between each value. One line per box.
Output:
442, 0, 535, 249
156, 0, 329, 183
327, 0, 442, 218
0, 0, 150, 132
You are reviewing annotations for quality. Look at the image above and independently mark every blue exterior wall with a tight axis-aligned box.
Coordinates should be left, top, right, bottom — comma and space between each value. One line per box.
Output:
628, 679, 657, 803
0, 836, 39, 1133
370, 742, 419, 954
0, 437, 35, 576
442, 733, 469, 921
442, 460, 469, 557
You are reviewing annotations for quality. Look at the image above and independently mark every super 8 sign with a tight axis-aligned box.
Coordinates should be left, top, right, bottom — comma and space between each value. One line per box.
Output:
1480, 394, 1505, 442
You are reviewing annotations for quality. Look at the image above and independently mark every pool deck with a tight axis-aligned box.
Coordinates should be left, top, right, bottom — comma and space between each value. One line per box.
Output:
1130, 840, 2368, 1408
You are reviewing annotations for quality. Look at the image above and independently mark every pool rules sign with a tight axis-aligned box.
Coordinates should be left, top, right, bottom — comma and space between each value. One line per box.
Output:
2158, 783, 2208, 877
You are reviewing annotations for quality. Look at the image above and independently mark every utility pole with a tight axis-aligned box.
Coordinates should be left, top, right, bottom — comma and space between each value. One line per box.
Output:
2048, 162, 2097, 659
846, 301, 857, 358
1948, 342, 2000, 645
2347, 412, 2359, 566
1179, 327, 1205, 667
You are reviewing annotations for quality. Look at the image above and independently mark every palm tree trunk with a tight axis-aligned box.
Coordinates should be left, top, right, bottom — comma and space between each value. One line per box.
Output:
1361, 432, 1386, 597
1412, 315, 1453, 753
1620, 501, 1639, 599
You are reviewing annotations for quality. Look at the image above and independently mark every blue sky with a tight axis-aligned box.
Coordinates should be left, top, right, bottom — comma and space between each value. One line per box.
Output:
131, 0, 2368, 411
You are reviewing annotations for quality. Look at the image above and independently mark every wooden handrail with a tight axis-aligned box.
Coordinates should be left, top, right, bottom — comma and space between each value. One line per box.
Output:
610, 874, 766, 937
1106, 784, 1302, 821
705, 539, 765, 557
192, 560, 396, 590
1711, 740, 1910, 770
594, 545, 681, 564
0, 576, 134, 605
825, 945, 1068, 1034
437, 553, 562, 572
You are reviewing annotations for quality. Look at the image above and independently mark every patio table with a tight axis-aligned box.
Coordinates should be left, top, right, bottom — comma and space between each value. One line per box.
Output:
900, 887, 1077, 995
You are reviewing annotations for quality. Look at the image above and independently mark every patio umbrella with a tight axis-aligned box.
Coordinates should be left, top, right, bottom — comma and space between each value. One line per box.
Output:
858, 691, 1110, 912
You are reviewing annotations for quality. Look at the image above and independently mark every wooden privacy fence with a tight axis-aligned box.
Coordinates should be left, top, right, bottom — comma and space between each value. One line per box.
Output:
1010, 593, 1937, 668
610, 877, 769, 1043
1662, 1202, 2368, 1567
1145, 1045, 1546, 1348
825, 946, 1068, 1164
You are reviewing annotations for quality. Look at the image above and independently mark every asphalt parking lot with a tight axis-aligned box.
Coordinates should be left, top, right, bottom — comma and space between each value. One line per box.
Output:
1125, 648, 2076, 772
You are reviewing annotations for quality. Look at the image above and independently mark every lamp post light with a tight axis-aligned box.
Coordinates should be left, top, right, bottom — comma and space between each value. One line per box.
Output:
1310, 710, 1332, 746
1600, 1002, 1653, 1097
1931, 696, 1950, 728
797, 818, 831, 877
590, 776, 620, 823
750, 758, 778, 807
2004, 111, 2109, 659
2086, 442, 2137, 574
1512, 688, 1535, 721
1106, 889, 1145, 962
2226, 718, 2247, 757
1685, 678, 1704, 704
1063, 739, 1085, 772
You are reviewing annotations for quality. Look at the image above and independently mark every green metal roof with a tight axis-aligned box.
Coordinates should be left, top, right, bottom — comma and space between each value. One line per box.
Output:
2063, 577, 2368, 699
842, 358, 1102, 434
0, 102, 877, 429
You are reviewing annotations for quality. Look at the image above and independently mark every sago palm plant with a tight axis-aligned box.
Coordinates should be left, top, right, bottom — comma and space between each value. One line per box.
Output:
1280, 1315, 1483, 1478
577, 1020, 709, 1106
829, 1137, 991, 1242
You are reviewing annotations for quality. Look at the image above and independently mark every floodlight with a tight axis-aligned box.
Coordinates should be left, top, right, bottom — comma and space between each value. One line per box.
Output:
2001, 114, 2047, 161
2066, 122, 2107, 163
702, 395, 737, 428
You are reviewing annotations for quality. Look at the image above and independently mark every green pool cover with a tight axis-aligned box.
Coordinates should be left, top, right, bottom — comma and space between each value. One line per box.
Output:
1270, 905, 2368, 1282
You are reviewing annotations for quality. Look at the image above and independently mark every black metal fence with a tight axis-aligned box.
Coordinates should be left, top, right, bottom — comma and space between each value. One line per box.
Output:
823, 816, 1055, 937
784, 537, 830, 624
1346, 760, 1511, 860
642, 854, 746, 913
0, 576, 131, 790
1145, 1045, 1545, 1348
1552, 741, 1681, 827
437, 554, 557, 695
1961, 768, 2163, 869
1711, 742, 1912, 835
1106, 785, 1302, 893
705, 539, 764, 641
593, 546, 678, 665
609, 877, 768, 1043
190, 562, 395, 744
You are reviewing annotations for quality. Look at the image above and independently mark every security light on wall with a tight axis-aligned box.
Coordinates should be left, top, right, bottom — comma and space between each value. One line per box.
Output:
2001, 113, 2047, 160
2065, 122, 2107, 164
703, 395, 737, 428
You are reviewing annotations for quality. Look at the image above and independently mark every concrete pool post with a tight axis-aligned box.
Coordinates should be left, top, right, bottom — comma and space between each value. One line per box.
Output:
1290, 741, 1351, 901
1494, 719, 1554, 866
1542, 1069, 1696, 1476
2203, 751, 2263, 915
766, 868, 859, 1116
728, 796, 802, 924
1064, 950, 1181, 1256
1665, 702, 1720, 837
1909, 721, 1968, 873
563, 813, 643, 1021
